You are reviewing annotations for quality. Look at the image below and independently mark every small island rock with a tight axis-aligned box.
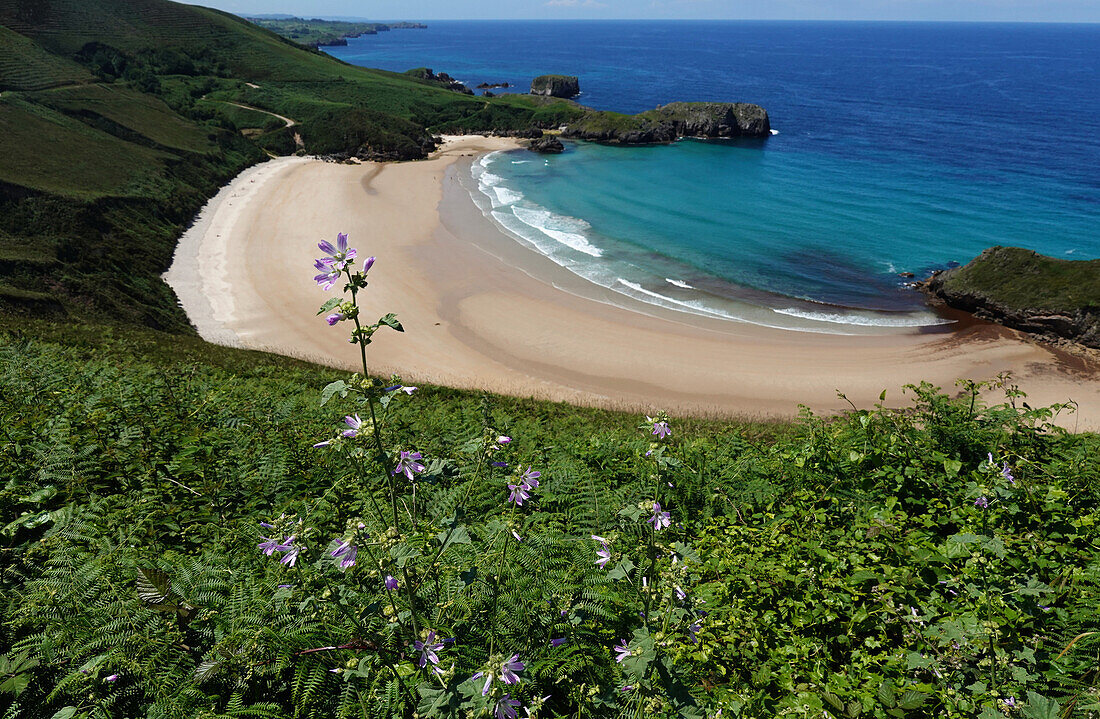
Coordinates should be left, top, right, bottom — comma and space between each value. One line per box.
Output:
528, 135, 565, 154
530, 75, 580, 98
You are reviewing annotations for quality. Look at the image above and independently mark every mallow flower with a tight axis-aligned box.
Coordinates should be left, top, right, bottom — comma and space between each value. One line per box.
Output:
414, 631, 444, 668
317, 232, 357, 271
330, 540, 358, 570
393, 450, 426, 481
614, 640, 631, 663
341, 414, 363, 438
648, 502, 671, 531
499, 654, 524, 684
384, 574, 398, 591
313, 259, 341, 291
494, 695, 522, 719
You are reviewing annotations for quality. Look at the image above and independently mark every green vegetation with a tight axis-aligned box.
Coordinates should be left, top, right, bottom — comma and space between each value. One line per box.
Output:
0, 0, 587, 329
248, 17, 426, 49
1, 320, 1098, 718
934, 247, 1100, 314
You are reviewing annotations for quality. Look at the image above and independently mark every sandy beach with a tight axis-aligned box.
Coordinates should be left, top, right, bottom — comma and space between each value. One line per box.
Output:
164, 135, 1100, 430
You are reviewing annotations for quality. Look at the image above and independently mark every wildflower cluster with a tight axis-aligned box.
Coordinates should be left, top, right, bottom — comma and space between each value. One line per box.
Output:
247, 236, 710, 718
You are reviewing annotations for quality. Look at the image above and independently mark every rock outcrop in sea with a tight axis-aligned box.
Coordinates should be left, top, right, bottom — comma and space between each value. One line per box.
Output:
920, 246, 1100, 349
530, 75, 580, 98
527, 135, 565, 153
561, 102, 771, 144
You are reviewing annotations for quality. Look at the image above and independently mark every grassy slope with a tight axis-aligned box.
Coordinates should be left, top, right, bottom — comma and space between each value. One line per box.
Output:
938, 246, 1100, 313
0, 0, 584, 329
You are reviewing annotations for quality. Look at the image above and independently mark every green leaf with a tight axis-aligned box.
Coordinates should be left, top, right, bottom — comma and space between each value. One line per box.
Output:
50, 709, 77, 719
436, 525, 471, 552
877, 681, 896, 708
1023, 692, 1061, 719
943, 458, 963, 477
897, 691, 928, 711
390, 543, 422, 568
317, 298, 342, 315
320, 380, 348, 407
378, 313, 404, 332
136, 567, 172, 605
607, 557, 635, 581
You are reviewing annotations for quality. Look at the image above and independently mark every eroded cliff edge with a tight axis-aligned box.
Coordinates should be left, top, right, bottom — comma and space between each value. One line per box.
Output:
921, 246, 1100, 349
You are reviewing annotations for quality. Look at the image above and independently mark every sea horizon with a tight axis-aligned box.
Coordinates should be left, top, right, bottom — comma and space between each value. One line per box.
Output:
325, 20, 1100, 332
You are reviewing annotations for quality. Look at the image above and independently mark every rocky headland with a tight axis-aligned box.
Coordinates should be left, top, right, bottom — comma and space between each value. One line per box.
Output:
921, 246, 1100, 349
530, 75, 580, 98
561, 102, 771, 144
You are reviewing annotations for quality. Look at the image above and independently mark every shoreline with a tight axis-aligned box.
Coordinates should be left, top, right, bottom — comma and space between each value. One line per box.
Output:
164, 136, 1100, 429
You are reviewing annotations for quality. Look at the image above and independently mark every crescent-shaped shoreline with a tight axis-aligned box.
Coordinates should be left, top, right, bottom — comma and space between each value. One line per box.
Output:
164, 136, 1100, 429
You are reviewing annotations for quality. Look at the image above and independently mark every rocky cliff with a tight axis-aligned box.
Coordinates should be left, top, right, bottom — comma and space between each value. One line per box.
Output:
530, 75, 580, 98
562, 102, 770, 144
921, 246, 1100, 349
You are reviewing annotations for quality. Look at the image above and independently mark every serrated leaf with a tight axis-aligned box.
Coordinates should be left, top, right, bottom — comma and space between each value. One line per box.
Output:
378, 313, 404, 332
137, 567, 172, 605
320, 380, 348, 407
1023, 692, 1061, 719
943, 458, 962, 477
877, 681, 896, 707
897, 690, 927, 710
317, 298, 342, 316
436, 525, 471, 552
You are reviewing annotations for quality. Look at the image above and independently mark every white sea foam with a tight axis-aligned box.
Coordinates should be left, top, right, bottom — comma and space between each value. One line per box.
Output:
665, 278, 694, 289
479, 172, 503, 187
774, 307, 955, 327
616, 279, 742, 321
492, 186, 524, 206
511, 160, 531, 164
511, 206, 604, 257
770, 129, 779, 136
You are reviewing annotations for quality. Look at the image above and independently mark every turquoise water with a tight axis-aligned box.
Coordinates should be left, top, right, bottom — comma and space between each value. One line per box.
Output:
329, 22, 1100, 332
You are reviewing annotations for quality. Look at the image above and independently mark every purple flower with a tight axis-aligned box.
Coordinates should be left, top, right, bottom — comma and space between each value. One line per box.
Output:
330, 540, 358, 570
104, 674, 119, 683
648, 502, 671, 531
1002, 697, 1017, 709
393, 450, 426, 481
313, 439, 331, 448
511, 529, 523, 542
325, 312, 344, 326
614, 639, 631, 663
974, 496, 989, 509
1002, 463, 1015, 485
494, 695, 522, 719
414, 631, 444, 668
317, 232, 358, 271
278, 538, 301, 567
499, 654, 524, 684
550, 637, 567, 648
675, 585, 687, 601
258, 535, 283, 556
313, 259, 341, 291
507, 483, 530, 506
595, 542, 611, 569
400, 385, 417, 394
687, 623, 701, 643
342, 414, 363, 438
652, 421, 671, 439
384, 574, 398, 591
497, 435, 512, 445
520, 466, 541, 490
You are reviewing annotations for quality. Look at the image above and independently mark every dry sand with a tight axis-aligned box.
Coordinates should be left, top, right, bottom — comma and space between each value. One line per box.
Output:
164, 135, 1100, 430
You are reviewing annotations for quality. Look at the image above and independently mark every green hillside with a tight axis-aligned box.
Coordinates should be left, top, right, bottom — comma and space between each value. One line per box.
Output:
0, 319, 1097, 718
0, 0, 583, 329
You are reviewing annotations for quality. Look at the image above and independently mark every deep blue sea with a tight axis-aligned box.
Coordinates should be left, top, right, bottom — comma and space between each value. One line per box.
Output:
327, 21, 1100, 332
